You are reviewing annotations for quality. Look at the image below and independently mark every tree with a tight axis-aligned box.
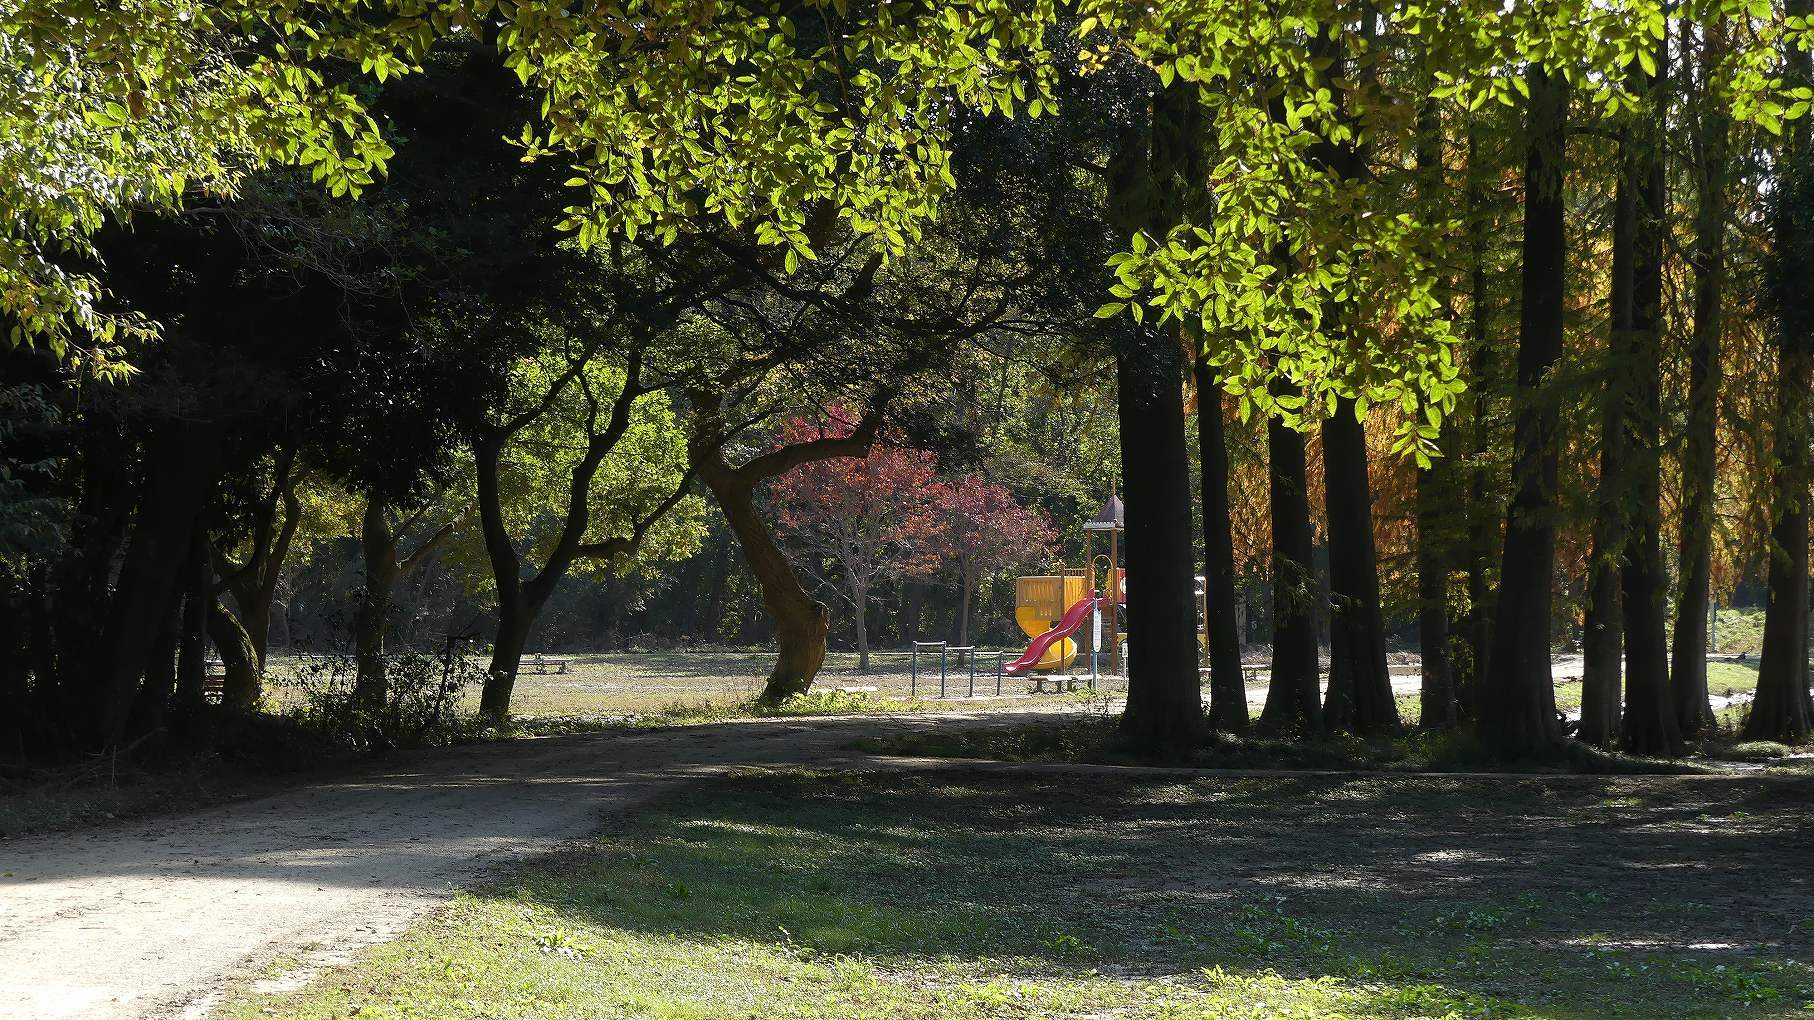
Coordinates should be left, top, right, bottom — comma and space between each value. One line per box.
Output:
770, 421, 946, 672
935, 475, 1057, 651
1670, 21, 1732, 739
1619, 34, 1684, 759
1480, 65, 1569, 759
1259, 384, 1324, 739
690, 392, 887, 704
1108, 86, 1209, 757
471, 338, 701, 721
1195, 367, 1250, 732
1745, 0, 1814, 745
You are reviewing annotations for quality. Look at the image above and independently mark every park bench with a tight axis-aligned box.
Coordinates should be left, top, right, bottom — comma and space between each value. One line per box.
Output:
518, 653, 572, 675
1028, 674, 1083, 694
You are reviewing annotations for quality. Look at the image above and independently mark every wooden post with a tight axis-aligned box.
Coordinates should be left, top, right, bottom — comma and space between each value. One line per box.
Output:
1108, 526, 1121, 675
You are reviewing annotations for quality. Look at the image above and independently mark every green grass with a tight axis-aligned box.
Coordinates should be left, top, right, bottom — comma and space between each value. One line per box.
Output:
855, 715, 1721, 774
1711, 608, 1768, 656
264, 649, 1047, 727
216, 769, 1814, 1019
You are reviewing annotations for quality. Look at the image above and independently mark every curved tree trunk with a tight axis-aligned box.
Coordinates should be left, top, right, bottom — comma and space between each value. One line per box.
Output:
713, 478, 828, 704
1260, 393, 1323, 738
207, 601, 261, 710
1320, 402, 1398, 735
1480, 65, 1568, 759
1195, 358, 1249, 732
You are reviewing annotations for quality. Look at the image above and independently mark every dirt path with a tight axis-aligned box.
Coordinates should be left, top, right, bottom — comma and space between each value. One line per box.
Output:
0, 713, 1008, 1020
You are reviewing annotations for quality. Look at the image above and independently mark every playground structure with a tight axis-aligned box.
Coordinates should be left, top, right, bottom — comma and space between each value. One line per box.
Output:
1006, 492, 1127, 679
1004, 491, 1210, 684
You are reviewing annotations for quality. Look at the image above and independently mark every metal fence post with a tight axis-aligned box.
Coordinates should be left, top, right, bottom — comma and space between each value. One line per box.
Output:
995, 650, 1004, 696
940, 643, 948, 699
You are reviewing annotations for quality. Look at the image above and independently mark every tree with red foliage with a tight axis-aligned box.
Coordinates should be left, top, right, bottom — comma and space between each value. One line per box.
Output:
936, 476, 1056, 649
770, 416, 946, 672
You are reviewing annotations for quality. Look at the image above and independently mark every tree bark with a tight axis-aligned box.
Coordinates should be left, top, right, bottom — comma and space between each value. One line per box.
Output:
1670, 24, 1728, 739
1462, 124, 1495, 720
1620, 37, 1684, 758
1320, 402, 1399, 735
1260, 392, 1323, 737
1580, 156, 1636, 749
355, 496, 400, 715
1114, 319, 1208, 755
207, 600, 261, 710
1746, 0, 1814, 744
1415, 458, 1458, 729
713, 475, 828, 702
687, 387, 885, 705
175, 523, 213, 717
1480, 65, 1568, 758
1106, 86, 1207, 757
91, 420, 225, 747
1195, 360, 1249, 732
853, 580, 872, 673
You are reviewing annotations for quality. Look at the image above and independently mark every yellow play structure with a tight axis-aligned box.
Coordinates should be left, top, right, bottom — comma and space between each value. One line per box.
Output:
1007, 493, 1128, 675
1008, 492, 1209, 678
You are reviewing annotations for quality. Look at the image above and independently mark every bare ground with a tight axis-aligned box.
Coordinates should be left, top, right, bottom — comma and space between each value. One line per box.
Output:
5, 707, 1810, 1020
0, 712, 997, 1020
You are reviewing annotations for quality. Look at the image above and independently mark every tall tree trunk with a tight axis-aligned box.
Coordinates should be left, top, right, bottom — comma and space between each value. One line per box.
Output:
1746, 0, 1814, 744
1108, 88, 1207, 757
901, 580, 926, 646
1670, 24, 1728, 738
92, 420, 224, 747
1260, 393, 1323, 737
1195, 360, 1249, 732
1415, 460, 1458, 729
1580, 160, 1636, 749
355, 497, 400, 714
853, 581, 871, 673
1114, 319, 1207, 753
1320, 402, 1399, 735
175, 523, 213, 717
956, 568, 974, 650
1462, 124, 1495, 719
1620, 37, 1684, 758
1481, 65, 1568, 758
1412, 95, 1457, 730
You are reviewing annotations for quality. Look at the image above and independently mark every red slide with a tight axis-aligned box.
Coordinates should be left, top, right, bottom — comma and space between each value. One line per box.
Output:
1003, 597, 1099, 675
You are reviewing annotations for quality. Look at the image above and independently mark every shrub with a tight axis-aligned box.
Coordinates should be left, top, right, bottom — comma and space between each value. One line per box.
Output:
291, 641, 485, 749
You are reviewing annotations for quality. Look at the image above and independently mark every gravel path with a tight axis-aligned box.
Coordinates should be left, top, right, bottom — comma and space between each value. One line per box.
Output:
0, 714, 996, 1020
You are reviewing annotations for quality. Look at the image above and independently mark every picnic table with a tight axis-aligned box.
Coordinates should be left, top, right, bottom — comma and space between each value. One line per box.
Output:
518, 653, 572, 675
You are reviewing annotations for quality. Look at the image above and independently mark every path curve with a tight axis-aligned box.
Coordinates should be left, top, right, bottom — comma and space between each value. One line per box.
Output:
0, 713, 1000, 1020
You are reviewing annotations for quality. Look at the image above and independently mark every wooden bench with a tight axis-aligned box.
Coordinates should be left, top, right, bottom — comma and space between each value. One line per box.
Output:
1028, 675, 1083, 694
519, 654, 572, 676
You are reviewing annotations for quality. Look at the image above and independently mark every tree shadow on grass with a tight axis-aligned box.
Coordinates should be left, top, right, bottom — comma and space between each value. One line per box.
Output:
494, 769, 1814, 1019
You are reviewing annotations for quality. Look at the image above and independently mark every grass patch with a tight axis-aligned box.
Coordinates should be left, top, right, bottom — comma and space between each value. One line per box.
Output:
217, 769, 1814, 1019
496, 689, 935, 738
854, 716, 1717, 775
